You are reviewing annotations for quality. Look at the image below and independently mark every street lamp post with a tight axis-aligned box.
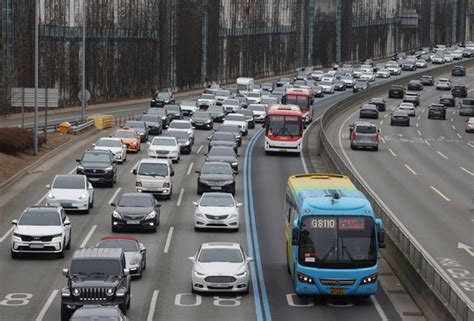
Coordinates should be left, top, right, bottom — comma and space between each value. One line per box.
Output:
80, 0, 86, 123
33, 0, 39, 155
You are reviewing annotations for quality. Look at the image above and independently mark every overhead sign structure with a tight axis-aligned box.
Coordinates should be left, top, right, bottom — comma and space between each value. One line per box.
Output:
10, 88, 59, 108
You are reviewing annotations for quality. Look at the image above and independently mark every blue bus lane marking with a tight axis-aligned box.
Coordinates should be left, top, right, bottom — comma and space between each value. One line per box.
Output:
244, 128, 273, 321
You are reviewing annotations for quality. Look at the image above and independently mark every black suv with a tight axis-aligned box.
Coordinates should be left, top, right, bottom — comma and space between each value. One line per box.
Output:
452, 66, 466, 77
150, 91, 174, 107
77, 150, 117, 187
61, 248, 131, 321
428, 104, 446, 120
388, 85, 405, 99
368, 97, 386, 111
452, 85, 468, 98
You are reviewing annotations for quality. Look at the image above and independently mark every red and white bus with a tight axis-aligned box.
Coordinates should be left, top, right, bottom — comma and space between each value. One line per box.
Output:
282, 88, 314, 123
264, 104, 304, 154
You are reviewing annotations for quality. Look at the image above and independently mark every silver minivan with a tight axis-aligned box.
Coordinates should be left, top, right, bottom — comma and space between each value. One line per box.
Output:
133, 158, 174, 199
349, 122, 380, 151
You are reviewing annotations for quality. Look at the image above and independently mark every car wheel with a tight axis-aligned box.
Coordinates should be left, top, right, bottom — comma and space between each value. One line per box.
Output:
373, 146, 378, 151
390, 121, 394, 125
194, 226, 201, 232
112, 225, 119, 233
119, 301, 127, 314
65, 232, 71, 250
350, 144, 356, 150
11, 250, 19, 259
126, 292, 131, 309
61, 304, 72, 321
231, 186, 236, 196
191, 283, 198, 294
89, 198, 94, 209
242, 287, 249, 295
84, 206, 90, 214
197, 184, 203, 195
57, 244, 65, 259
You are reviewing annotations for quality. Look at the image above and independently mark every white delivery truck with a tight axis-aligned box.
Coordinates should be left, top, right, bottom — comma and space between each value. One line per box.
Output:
236, 77, 254, 94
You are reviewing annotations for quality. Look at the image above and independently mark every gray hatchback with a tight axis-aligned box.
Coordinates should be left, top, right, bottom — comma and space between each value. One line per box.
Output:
349, 122, 380, 151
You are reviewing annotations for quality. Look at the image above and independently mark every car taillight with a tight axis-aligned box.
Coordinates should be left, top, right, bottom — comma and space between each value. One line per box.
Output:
375, 132, 380, 141
351, 132, 357, 140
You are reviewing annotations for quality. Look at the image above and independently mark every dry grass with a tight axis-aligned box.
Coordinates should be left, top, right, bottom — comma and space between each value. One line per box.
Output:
0, 132, 74, 185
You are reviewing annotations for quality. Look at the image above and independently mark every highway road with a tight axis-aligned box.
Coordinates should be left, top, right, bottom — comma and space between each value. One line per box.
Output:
0, 59, 467, 320
324, 67, 474, 303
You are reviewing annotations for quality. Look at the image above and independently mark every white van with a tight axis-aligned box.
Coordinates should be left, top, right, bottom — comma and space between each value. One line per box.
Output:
236, 77, 254, 94
133, 158, 174, 199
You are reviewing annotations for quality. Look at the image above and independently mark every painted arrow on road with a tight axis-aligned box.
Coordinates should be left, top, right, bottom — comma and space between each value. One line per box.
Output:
458, 242, 474, 257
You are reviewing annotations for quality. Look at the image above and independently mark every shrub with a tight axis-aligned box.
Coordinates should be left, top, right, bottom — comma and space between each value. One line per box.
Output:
0, 128, 46, 155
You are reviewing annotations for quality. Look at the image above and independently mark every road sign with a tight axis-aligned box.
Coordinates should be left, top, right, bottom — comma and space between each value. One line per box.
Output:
10, 88, 59, 108
78, 89, 91, 102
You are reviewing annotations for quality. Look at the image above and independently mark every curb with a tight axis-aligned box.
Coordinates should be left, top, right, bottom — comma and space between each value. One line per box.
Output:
0, 128, 99, 192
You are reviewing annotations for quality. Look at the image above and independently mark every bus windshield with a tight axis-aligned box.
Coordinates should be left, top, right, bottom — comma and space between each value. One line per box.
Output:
266, 115, 302, 137
298, 216, 376, 269
285, 95, 310, 111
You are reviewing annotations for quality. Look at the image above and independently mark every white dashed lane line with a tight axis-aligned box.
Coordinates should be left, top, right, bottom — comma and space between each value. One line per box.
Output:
380, 137, 386, 144
35, 289, 59, 321
388, 148, 397, 157
186, 162, 194, 175
457, 133, 462, 139
147, 290, 160, 321
430, 186, 451, 202
424, 140, 431, 146
164, 227, 174, 253
197, 145, 203, 154
452, 125, 456, 130
108, 187, 122, 205
80, 225, 97, 248
384, 114, 389, 119
460, 167, 474, 176
417, 130, 422, 136
176, 188, 185, 207
404, 164, 418, 176
0, 226, 15, 243
436, 151, 449, 160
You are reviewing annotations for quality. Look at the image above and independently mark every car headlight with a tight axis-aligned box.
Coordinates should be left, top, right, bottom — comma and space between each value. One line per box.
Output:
51, 233, 63, 240
136, 179, 142, 187
116, 150, 123, 155
132, 141, 138, 146
205, 119, 211, 123
145, 210, 156, 220
112, 210, 122, 219
194, 270, 205, 277
163, 181, 171, 188
236, 271, 247, 277
222, 180, 234, 185
361, 273, 378, 285
78, 193, 88, 200
116, 288, 127, 297
195, 211, 204, 218
77, 165, 84, 171
106, 288, 114, 296
47, 192, 55, 199
231, 162, 238, 166
12, 232, 23, 239
105, 166, 113, 171
297, 272, 314, 284
130, 256, 140, 265
185, 141, 190, 145
72, 288, 81, 296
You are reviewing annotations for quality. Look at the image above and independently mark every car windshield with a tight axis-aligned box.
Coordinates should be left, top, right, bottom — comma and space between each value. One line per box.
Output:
71, 259, 121, 276
356, 80, 367, 85
249, 105, 266, 112
149, 109, 167, 116
208, 147, 235, 157
114, 131, 136, 138
181, 100, 196, 107
124, 121, 145, 129
82, 153, 110, 163
267, 115, 302, 137
355, 125, 377, 134
208, 106, 223, 113
218, 126, 239, 134
52, 176, 85, 189
167, 131, 188, 139
165, 105, 180, 112
202, 164, 232, 175
152, 138, 176, 146
224, 99, 239, 105
96, 139, 121, 148
200, 194, 234, 207
140, 115, 159, 122
200, 94, 214, 99
198, 248, 243, 263
193, 112, 210, 119
212, 133, 234, 141
169, 122, 190, 129
138, 163, 169, 177
19, 210, 60, 226
226, 114, 245, 122
97, 240, 139, 252
157, 92, 171, 99
215, 90, 230, 96
247, 92, 260, 98
118, 195, 154, 207
298, 216, 376, 268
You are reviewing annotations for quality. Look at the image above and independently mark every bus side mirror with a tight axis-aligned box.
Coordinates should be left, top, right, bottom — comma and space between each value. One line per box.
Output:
291, 228, 299, 245
375, 218, 386, 248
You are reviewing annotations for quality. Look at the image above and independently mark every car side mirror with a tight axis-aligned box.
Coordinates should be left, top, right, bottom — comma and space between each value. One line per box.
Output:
189, 256, 196, 263
11, 219, 18, 225
237, 203, 243, 208
203, 153, 207, 156
124, 268, 130, 276
207, 136, 212, 140
76, 159, 81, 163
195, 170, 201, 174
170, 170, 175, 176
233, 170, 239, 175
92, 143, 96, 147
45, 184, 51, 189
110, 202, 116, 207
123, 144, 127, 148
192, 201, 198, 206
291, 227, 299, 245
375, 218, 386, 248
246, 257, 254, 263
62, 268, 69, 277
88, 183, 93, 189
64, 220, 71, 226
132, 169, 137, 175
237, 153, 240, 157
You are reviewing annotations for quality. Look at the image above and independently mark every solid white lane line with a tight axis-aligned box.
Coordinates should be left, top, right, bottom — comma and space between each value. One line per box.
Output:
35, 289, 59, 321
430, 186, 451, 202
380, 137, 386, 144
0, 226, 15, 243
197, 145, 203, 154
436, 151, 449, 160
186, 162, 194, 175
68, 167, 77, 174
424, 140, 431, 146
164, 227, 174, 253
388, 148, 397, 157
371, 296, 389, 321
108, 187, 122, 205
404, 164, 418, 176
460, 167, 474, 176
80, 225, 97, 248
452, 125, 456, 130
176, 188, 184, 207
417, 130, 422, 136
146, 290, 160, 321
422, 108, 426, 113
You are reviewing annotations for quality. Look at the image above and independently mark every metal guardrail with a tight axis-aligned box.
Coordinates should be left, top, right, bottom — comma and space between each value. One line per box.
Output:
71, 120, 95, 133
319, 59, 474, 321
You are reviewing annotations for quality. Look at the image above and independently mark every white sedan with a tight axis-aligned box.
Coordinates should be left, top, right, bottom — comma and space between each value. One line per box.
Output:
148, 136, 180, 163
45, 174, 94, 213
93, 137, 127, 163
223, 114, 248, 136
190, 242, 253, 294
397, 103, 416, 117
193, 193, 241, 231
167, 120, 195, 143
248, 104, 267, 123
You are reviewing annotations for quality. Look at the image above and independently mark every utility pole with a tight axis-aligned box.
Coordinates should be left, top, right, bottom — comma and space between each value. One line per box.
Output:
33, 0, 39, 155
81, 0, 86, 123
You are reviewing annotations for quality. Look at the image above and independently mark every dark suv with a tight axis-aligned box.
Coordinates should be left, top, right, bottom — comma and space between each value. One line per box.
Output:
77, 150, 117, 187
388, 85, 405, 99
452, 85, 468, 98
61, 248, 131, 321
428, 104, 446, 120
451, 66, 466, 77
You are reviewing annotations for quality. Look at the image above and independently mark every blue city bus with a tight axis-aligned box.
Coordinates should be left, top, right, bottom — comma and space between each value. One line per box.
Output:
284, 173, 385, 297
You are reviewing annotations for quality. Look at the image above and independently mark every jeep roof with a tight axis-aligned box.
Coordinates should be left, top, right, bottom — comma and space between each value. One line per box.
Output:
72, 247, 123, 260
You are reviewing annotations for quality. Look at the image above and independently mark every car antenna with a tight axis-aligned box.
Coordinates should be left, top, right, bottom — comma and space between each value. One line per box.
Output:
331, 191, 341, 204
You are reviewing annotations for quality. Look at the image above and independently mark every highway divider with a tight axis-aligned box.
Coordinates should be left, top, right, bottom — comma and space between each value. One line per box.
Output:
319, 59, 474, 321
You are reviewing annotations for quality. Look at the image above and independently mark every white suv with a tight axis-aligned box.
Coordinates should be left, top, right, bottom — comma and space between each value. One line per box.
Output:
148, 136, 180, 163
11, 206, 71, 258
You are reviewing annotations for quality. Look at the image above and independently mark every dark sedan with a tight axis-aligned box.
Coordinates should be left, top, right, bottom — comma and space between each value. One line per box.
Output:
111, 193, 161, 232
407, 80, 424, 91
359, 104, 379, 119
166, 131, 192, 154
353, 80, 370, 93
207, 105, 226, 123
388, 85, 405, 98
390, 110, 410, 126
439, 94, 456, 107
138, 114, 162, 135
145, 108, 172, 128
151, 91, 174, 107
205, 146, 239, 172
420, 75, 434, 86
333, 80, 346, 91
452, 66, 466, 76
427, 104, 447, 120
196, 162, 236, 195
191, 111, 214, 129
164, 104, 183, 120
452, 85, 468, 98
368, 97, 386, 111
208, 132, 238, 153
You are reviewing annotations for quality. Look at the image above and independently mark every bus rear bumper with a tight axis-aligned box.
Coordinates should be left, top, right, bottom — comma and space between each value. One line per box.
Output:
264, 141, 301, 153
295, 281, 378, 296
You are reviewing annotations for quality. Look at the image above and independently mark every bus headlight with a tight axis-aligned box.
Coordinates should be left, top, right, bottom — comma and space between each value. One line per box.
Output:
297, 272, 314, 284
361, 273, 378, 285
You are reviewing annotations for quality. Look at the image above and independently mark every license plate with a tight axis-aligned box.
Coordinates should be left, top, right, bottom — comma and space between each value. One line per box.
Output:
330, 288, 345, 295
127, 220, 140, 225
280, 149, 288, 153
196, 123, 203, 126
61, 203, 72, 208
211, 187, 222, 190
89, 178, 100, 182
210, 220, 221, 224
30, 244, 44, 249
214, 284, 229, 288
